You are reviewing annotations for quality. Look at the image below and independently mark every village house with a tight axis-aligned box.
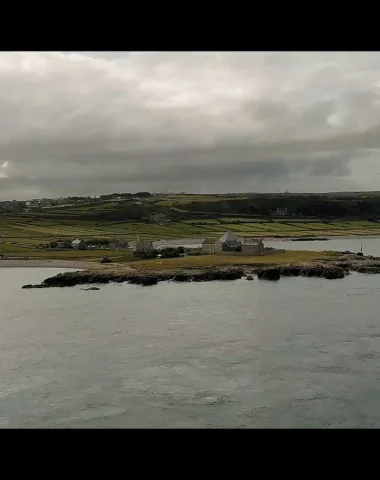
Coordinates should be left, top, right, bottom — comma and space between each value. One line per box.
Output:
202, 237, 223, 255
72, 239, 88, 250
219, 230, 242, 250
241, 238, 264, 256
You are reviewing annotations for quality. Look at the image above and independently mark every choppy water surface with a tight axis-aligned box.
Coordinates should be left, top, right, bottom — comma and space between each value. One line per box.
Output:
1, 239, 380, 428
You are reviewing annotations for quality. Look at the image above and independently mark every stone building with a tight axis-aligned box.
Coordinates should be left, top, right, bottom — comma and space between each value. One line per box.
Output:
71, 239, 88, 250
241, 238, 264, 255
202, 237, 223, 254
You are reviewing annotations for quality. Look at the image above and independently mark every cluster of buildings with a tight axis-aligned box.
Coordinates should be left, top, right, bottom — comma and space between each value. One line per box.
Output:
202, 231, 264, 255
3, 193, 152, 214
43, 238, 129, 251
136, 231, 265, 256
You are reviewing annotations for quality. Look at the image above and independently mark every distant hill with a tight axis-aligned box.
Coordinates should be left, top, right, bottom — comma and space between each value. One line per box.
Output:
3, 190, 380, 221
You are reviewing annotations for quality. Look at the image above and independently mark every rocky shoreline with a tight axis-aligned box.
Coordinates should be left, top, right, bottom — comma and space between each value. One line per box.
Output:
21, 253, 380, 289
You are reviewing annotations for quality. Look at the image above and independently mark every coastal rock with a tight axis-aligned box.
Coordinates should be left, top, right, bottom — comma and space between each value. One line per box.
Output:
24, 254, 380, 290
299, 265, 345, 279
127, 276, 141, 285
191, 268, 243, 282
139, 277, 158, 286
352, 265, 380, 274
256, 263, 345, 280
300, 266, 325, 277
88, 274, 110, 284
113, 274, 132, 283
22, 283, 49, 289
128, 275, 158, 286
322, 267, 345, 279
280, 266, 302, 276
257, 267, 281, 281
172, 273, 191, 282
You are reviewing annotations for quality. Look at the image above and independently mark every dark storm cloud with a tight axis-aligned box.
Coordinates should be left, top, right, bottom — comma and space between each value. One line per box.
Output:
1, 51, 380, 199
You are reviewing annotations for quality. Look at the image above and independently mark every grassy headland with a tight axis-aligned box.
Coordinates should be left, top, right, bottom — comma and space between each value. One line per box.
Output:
24, 250, 380, 290
130, 251, 336, 271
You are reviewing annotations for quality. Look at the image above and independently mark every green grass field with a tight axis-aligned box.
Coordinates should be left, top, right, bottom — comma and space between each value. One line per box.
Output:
1, 213, 380, 260
131, 250, 336, 270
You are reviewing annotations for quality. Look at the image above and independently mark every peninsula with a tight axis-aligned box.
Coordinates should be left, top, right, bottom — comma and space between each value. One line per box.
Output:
22, 250, 380, 289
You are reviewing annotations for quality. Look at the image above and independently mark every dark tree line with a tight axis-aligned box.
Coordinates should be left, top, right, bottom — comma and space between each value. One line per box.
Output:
177, 194, 380, 219
133, 247, 185, 260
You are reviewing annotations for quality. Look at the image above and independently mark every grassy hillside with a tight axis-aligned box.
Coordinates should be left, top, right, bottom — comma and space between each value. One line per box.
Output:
2, 191, 380, 259
152, 192, 380, 218
1, 214, 380, 260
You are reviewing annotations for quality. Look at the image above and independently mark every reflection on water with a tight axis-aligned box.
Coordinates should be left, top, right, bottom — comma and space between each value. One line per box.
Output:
0, 239, 380, 428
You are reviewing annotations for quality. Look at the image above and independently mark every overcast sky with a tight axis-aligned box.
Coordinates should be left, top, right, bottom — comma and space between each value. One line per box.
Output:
0, 51, 380, 200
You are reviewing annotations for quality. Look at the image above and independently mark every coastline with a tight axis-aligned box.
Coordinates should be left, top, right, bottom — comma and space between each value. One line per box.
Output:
1, 231, 379, 270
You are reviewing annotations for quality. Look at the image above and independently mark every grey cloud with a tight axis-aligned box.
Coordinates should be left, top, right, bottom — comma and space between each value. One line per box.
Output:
0, 51, 380, 199
306, 155, 352, 177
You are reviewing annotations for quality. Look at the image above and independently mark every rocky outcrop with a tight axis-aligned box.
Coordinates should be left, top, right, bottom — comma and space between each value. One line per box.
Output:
350, 264, 380, 274
23, 266, 245, 289
331, 256, 380, 274
172, 273, 191, 283
257, 267, 281, 281
21, 254, 380, 289
142, 277, 158, 286
280, 266, 302, 276
192, 268, 244, 282
256, 263, 345, 280
322, 267, 345, 279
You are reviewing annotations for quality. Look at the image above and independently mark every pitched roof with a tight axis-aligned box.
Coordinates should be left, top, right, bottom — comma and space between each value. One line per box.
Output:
203, 237, 219, 245
72, 239, 85, 245
220, 230, 238, 243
